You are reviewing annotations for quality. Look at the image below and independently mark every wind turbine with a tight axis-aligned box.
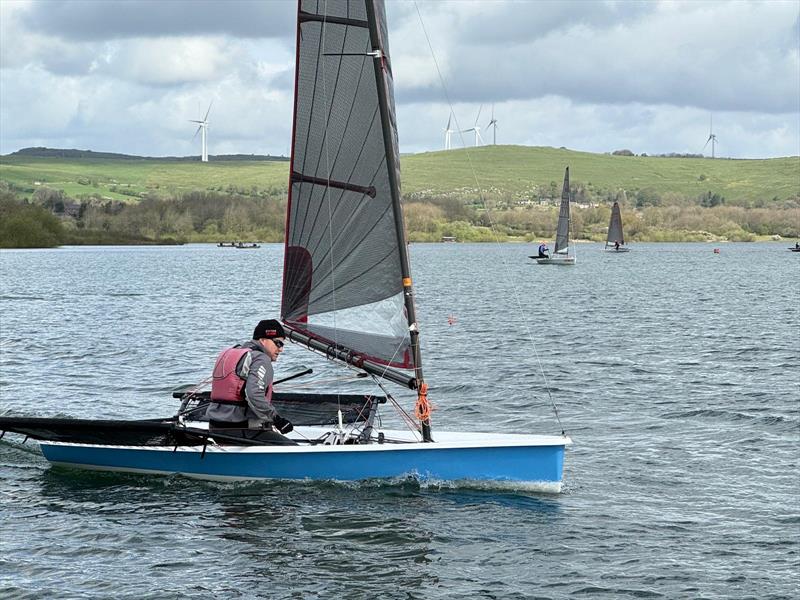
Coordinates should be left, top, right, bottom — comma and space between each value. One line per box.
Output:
443, 114, 454, 150
460, 105, 484, 147
486, 104, 498, 145
190, 102, 212, 162
703, 114, 718, 159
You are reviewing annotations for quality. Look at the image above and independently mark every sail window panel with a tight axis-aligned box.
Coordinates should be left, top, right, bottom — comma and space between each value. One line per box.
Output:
295, 291, 412, 368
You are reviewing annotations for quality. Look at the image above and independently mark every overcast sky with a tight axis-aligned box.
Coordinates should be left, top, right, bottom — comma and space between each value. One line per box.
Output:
1, 0, 798, 159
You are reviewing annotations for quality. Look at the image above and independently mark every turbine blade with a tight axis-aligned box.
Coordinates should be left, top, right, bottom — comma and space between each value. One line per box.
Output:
204, 101, 213, 121
475, 104, 483, 126
193, 125, 202, 140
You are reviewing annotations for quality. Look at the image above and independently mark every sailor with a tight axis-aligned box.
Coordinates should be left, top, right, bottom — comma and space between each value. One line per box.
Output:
614, 241, 620, 250
206, 319, 294, 439
537, 242, 549, 258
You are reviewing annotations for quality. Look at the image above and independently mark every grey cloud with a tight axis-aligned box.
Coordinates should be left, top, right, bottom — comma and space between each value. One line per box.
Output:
396, 3, 800, 115
30, 42, 100, 76
429, 0, 656, 45
20, 0, 295, 41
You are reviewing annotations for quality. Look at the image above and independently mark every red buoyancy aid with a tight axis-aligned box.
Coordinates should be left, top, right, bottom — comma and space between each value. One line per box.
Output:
210, 347, 250, 405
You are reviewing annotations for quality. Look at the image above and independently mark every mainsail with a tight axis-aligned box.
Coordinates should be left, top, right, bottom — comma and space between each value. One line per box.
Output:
606, 201, 625, 245
553, 167, 571, 254
281, 0, 412, 369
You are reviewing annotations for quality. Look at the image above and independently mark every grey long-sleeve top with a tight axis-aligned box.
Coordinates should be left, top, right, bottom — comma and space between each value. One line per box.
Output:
205, 340, 278, 426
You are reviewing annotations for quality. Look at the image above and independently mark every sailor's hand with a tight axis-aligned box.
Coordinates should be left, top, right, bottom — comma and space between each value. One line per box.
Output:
273, 415, 293, 434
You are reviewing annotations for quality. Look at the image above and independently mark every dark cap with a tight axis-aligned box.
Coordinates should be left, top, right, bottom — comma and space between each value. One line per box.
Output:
252, 319, 285, 340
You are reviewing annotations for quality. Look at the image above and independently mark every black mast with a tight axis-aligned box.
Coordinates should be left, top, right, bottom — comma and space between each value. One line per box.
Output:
364, 0, 432, 442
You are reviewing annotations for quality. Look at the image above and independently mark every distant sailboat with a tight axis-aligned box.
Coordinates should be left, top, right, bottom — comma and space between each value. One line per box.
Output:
533, 167, 576, 265
605, 195, 631, 252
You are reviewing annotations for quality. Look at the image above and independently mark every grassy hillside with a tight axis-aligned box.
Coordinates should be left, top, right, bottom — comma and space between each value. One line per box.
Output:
2, 146, 798, 205
0, 157, 289, 202
402, 146, 800, 204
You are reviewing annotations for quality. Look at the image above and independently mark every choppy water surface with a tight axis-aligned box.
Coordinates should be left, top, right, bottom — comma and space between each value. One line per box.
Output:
1, 242, 798, 599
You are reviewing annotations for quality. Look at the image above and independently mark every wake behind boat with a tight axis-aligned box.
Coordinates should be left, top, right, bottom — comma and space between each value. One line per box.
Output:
1, 0, 570, 491
533, 167, 576, 265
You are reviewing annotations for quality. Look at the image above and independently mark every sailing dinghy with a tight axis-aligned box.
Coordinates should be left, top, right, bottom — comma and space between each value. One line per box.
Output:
532, 167, 576, 265
605, 196, 631, 252
0, 0, 571, 491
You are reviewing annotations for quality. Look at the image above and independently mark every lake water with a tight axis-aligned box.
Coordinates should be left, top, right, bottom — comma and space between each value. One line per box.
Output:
1, 242, 798, 599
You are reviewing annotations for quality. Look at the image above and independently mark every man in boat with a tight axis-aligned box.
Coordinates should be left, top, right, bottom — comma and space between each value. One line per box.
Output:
537, 242, 549, 258
205, 319, 294, 441
614, 241, 620, 250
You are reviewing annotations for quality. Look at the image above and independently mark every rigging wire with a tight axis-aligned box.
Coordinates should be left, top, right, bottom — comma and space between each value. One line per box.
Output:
412, 1, 565, 434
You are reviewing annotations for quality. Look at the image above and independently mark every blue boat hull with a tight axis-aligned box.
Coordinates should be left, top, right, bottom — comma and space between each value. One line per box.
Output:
39, 432, 569, 491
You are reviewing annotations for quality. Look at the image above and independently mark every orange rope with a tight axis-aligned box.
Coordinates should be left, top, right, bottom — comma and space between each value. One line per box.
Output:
414, 382, 432, 422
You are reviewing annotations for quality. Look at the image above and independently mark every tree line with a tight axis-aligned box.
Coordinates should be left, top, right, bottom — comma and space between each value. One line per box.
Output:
0, 182, 797, 249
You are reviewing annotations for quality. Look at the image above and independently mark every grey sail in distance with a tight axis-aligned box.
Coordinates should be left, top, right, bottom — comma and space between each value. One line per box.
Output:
606, 200, 625, 245
554, 167, 571, 254
281, 0, 412, 368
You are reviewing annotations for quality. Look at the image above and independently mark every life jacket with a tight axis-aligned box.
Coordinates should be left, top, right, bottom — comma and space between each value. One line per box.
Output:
210, 347, 251, 405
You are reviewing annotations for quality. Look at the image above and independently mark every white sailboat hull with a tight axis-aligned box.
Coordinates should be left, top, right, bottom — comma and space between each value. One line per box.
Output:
534, 255, 576, 265
37, 427, 572, 492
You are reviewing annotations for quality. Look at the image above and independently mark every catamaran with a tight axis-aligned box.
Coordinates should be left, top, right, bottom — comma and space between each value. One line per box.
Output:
605, 196, 631, 252
533, 167, 576, 265
0, 0, 571, 491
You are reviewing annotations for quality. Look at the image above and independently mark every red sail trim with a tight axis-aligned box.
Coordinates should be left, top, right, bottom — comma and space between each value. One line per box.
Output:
291, 171, 377, 198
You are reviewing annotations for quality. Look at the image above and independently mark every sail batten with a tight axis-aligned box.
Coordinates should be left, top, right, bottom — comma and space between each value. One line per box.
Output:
282, 0, 411, 369
291, 172, 377, 198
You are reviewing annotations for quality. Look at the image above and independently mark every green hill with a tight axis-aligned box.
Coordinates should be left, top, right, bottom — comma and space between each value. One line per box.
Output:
1, 145, 798, 247
0, 154, 289, 202
400, 146, 799, 205
2, 145, 798, 205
